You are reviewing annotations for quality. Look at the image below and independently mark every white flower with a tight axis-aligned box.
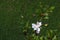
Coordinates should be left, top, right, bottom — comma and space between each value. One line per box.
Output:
32, 22, 42, 29
32, 22, 42, 34
36, 28, 40, 34
37, 22, 42, 27
32, 23, 36, 29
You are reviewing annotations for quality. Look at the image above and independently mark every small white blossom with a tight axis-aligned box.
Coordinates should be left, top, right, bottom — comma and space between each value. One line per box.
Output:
36, 28, 40, 34
32, 22, 42, 34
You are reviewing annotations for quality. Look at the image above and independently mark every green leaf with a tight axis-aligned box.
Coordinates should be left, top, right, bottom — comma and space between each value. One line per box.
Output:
40, 36, 44, 40
44, 13, 48, 16
50, 6, 55, 10
52, 35, 57, 40
44, 16, 49, 19
25, 21, 29, 28
44, 37, 48, 40
50, 30, 53, 34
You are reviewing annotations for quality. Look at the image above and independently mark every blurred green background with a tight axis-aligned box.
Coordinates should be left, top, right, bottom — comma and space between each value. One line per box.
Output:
0, 0, 60, 40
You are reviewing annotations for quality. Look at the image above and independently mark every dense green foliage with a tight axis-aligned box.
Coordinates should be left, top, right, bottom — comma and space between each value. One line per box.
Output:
0, 0, 60, 40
